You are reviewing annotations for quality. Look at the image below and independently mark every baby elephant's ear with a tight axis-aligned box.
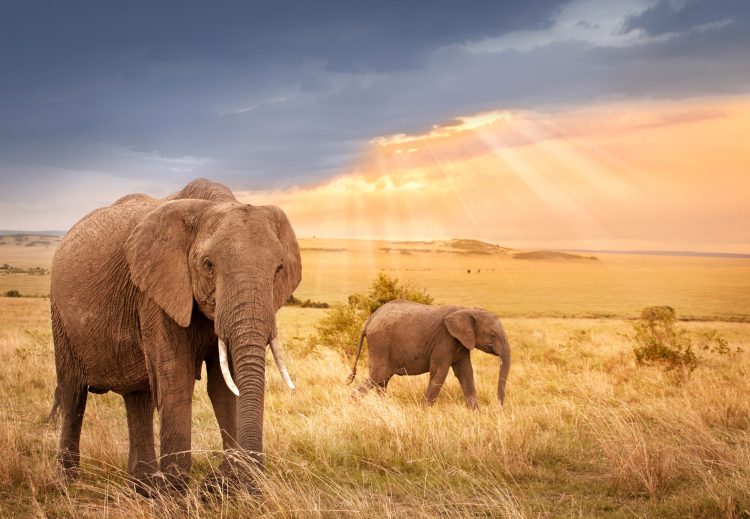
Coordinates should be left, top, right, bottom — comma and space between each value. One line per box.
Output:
444, 309, 476, 350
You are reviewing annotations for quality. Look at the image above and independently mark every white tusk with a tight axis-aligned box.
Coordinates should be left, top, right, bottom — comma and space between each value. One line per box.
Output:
270, 337, 296, 391
218, 339, 240, 396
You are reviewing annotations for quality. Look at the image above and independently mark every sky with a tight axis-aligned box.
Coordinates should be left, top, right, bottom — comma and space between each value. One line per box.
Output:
0, 0, 748, 252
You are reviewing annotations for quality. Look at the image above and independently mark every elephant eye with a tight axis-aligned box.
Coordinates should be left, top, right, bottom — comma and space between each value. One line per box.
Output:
275, 263, 284, 276
202, 258, 214, 274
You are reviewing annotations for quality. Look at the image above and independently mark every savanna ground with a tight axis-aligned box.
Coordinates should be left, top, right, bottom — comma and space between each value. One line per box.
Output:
1, 235, 750, 518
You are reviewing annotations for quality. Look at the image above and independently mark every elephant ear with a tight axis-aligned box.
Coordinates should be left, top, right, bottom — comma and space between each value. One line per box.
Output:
444, 309, 477, 350
126, 200, 211, 327
259, 205, 302, 312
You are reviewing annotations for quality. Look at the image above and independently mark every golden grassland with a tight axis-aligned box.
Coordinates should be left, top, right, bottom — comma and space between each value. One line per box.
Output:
2, 236, 750, 320
1, 237, 750, 517
1, 298, 750, 517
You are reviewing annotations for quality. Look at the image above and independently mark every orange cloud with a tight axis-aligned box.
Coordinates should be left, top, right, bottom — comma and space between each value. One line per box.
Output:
238, 96, 750, 253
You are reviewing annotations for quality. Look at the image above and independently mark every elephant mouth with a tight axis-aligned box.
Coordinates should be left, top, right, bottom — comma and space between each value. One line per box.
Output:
218, 337, 295, 396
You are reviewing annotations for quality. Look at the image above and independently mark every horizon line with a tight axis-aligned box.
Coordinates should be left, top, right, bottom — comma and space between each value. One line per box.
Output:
2, 230, 748, 259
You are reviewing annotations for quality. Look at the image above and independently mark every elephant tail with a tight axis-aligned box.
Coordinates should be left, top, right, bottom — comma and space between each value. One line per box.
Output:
48, 385, 61, 423
346, 316, 370, 384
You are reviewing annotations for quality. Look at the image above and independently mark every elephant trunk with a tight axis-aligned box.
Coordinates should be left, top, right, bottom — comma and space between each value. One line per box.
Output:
497, 342, 511, 405
233, 334, 268, 471
216, 282, 275, 479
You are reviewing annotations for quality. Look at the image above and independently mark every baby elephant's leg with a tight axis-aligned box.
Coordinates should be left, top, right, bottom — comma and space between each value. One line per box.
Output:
354, 378, 377, 396
452, 357, 478, 409
425, 361, 451, 406
354, 363, 392, 397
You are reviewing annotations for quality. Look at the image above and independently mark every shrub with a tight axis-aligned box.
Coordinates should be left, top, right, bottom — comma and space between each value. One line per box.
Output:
631, 306, 697, 372
312, 273, 433, 357
4, 290, 21, 298
285, 294, 329, 308
694, 328, 741, 356
299, 299, 329, 309
286, 294, 302, 306
630, 306, 738, 373
366, 272, 433, 312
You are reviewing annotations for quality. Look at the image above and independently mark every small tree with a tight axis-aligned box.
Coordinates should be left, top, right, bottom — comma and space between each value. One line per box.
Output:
631, 306, 697, 372
366, 272, 433, 312
313, 273, 433, 357
4, 290, 21, 298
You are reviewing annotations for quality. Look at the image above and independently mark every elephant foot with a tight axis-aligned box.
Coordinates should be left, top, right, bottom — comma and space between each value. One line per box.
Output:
198, 471, 234, 502
129, 473, 161, 498
58, 451, 81, 481
59, 464, 80, 481
129, 471, 189, 498
198, 461, 262, 502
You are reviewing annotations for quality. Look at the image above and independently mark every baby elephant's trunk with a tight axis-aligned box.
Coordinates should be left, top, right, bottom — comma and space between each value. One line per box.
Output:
498, 348, 511, 405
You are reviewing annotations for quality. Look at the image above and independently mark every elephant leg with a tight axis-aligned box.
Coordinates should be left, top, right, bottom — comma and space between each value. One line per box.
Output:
199, 356, 240, 496
452, 356, 478, 409
52, 304, 89, 478
206, 356, 238, 451
371, 374, 392, 395
123, 391, 157, 493
140, 306, 197, 492
158, 377, 196, 492
355, 363, 392, 397
354, 378, 377, 397
58, 385, 88, 478
425, 361, 450, 406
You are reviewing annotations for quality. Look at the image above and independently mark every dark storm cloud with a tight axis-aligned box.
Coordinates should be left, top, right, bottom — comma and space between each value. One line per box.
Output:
621, 0, 750, 36
0, 0, 565, 76
1, 0, 749, 229
0, 1, 569, 188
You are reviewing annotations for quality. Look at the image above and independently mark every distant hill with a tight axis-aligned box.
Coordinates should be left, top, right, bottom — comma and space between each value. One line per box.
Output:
564, 248, 750, 260
376, 238, 516, 256
0, 234, 63, 247
444, 239, 513, 255
513, 251, 598, 261
0, 230, 66, 237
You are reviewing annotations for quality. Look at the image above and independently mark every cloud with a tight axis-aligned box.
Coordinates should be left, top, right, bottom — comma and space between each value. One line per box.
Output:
235, 96, 750, 252
621, 0, 749, 37
1, 0, 749, 234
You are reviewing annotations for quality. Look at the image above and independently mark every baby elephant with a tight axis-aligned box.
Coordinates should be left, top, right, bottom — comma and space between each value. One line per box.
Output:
347, 300, 511, 408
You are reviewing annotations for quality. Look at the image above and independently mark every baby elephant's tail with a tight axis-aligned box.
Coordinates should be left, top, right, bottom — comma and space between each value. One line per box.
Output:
346, 316, 371, 384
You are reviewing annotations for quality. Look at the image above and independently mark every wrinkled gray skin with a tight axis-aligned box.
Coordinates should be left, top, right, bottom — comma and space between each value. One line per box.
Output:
347, 301, 511, 408
50, 179, 301, 495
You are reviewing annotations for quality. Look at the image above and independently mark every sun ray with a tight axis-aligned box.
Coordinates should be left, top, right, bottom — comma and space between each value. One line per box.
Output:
236, 95, 750, 254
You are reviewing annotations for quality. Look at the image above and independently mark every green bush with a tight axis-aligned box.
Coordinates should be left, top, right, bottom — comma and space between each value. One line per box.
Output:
300, 299, 330, 309
630, 306, 738, 373
632, 306, 697, 372
285, 294, 329, 308
312, 273, 433, 358
4, 290, 21, 298
365, 272, 433, 312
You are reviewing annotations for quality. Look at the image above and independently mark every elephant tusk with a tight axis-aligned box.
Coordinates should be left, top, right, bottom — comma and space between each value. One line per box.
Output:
270, 337, 296, 391
218, 339, 240, 396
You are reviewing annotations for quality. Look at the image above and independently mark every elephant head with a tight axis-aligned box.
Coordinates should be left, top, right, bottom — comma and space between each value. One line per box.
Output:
444, 309, 511, 404
125, 199, 301, 472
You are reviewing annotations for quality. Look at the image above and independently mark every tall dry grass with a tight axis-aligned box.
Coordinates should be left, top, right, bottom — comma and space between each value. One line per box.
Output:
1, 299, 749, 517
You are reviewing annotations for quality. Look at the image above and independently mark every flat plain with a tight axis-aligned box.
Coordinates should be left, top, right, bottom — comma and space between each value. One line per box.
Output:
1, 235, 749, 517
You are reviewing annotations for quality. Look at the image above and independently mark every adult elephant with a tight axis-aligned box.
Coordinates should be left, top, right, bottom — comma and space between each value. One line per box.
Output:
50, 178, 301, 495
347, 301, 510, 408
